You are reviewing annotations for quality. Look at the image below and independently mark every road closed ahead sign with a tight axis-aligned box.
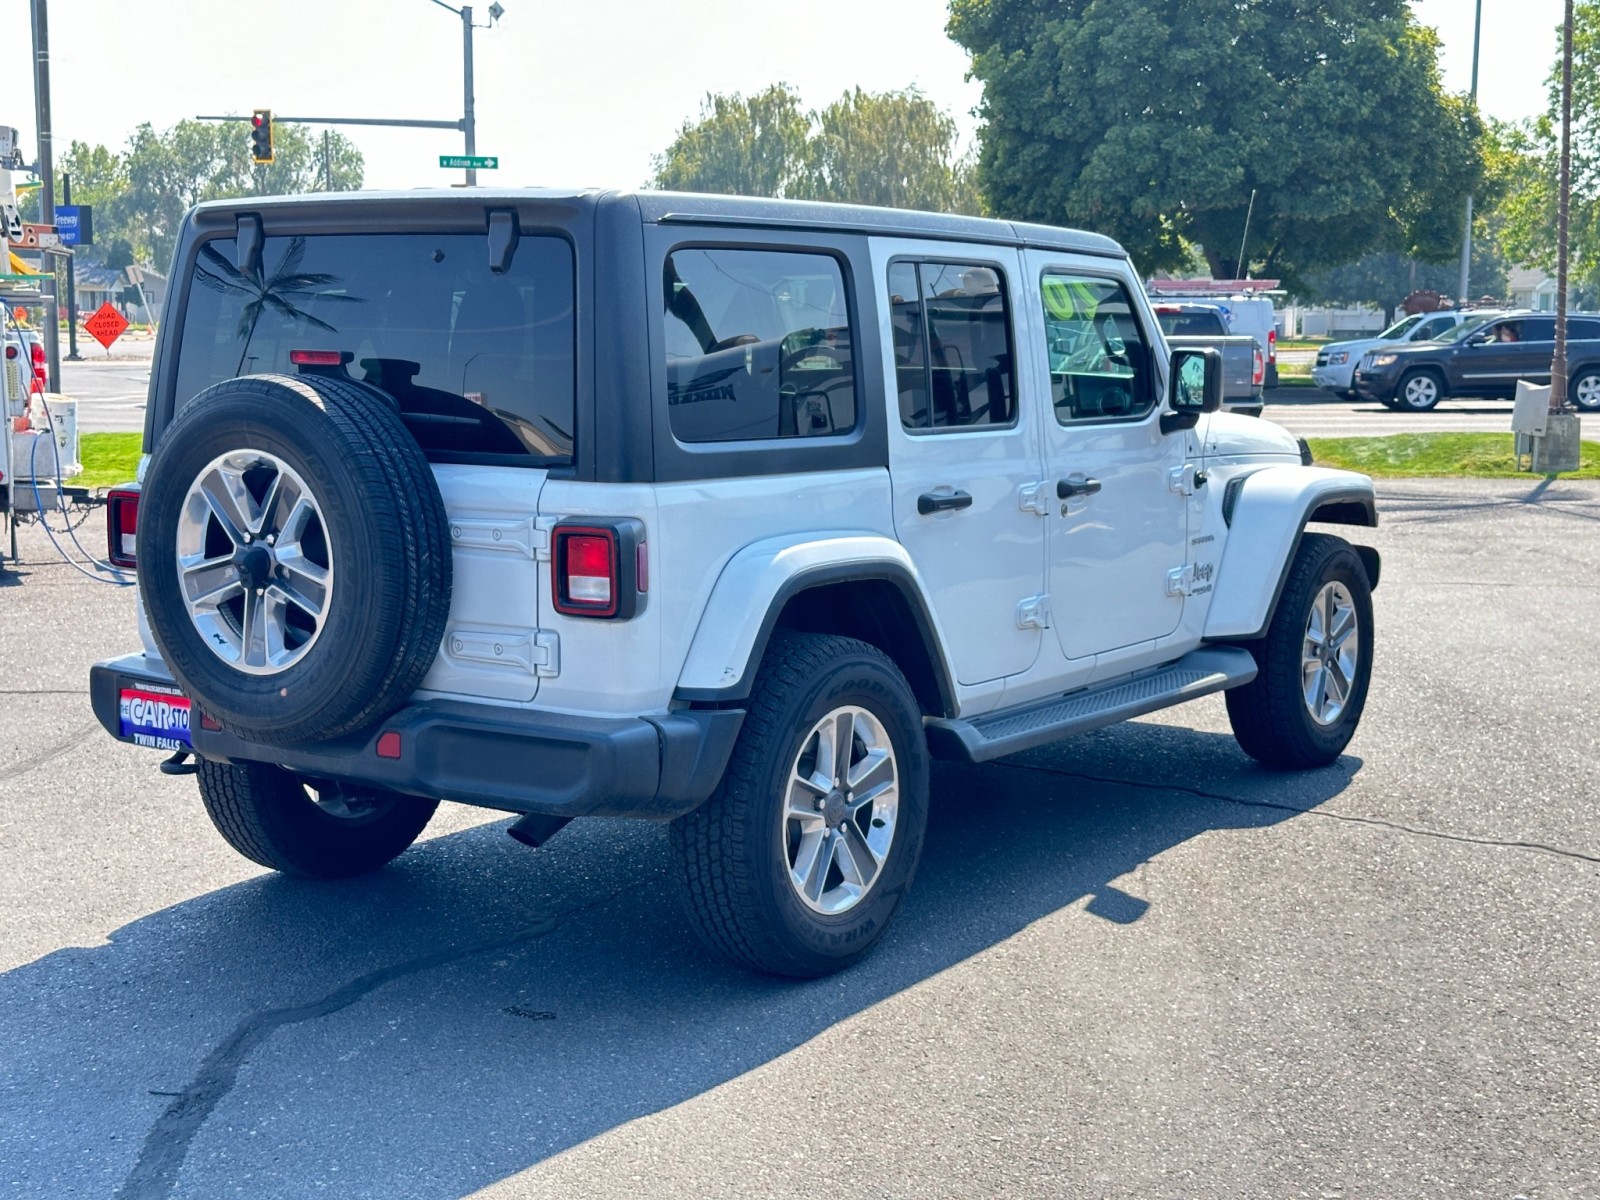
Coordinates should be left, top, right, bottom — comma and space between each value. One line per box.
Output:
85, 303, 129, 349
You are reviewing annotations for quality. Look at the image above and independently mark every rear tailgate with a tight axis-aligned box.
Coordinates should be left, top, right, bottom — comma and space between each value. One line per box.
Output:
1165, 333, 1260, 402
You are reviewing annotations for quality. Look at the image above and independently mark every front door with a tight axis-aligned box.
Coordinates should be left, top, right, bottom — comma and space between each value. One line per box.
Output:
1023, 255, 1189, 662
1454, 316, 1556, 396
879, 245, 1047, 686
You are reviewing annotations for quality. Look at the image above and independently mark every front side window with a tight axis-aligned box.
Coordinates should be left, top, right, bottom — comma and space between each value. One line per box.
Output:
1039, 273, 1154, 423
663, 247, 856, 443
888, 260, 1016, 431
175, 232, 576, 462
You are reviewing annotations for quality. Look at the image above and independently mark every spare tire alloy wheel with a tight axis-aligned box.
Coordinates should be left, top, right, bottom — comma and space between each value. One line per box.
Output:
140, 374, 452, 745
177, 449, 332, 675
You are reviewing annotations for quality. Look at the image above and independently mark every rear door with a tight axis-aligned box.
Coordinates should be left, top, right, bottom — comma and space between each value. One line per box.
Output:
874, 242, 1047, 686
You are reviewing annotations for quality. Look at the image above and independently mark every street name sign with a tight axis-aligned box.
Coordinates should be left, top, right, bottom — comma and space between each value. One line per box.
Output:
440, 155, 498, 169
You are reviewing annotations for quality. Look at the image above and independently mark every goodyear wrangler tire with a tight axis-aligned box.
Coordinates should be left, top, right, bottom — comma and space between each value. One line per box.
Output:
1226, 533, 1373, 769
669, 633, 929, 978
139, 374, 452, 744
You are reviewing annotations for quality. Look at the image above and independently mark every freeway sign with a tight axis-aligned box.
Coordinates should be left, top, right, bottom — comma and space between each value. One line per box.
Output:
439, 154, 498, 170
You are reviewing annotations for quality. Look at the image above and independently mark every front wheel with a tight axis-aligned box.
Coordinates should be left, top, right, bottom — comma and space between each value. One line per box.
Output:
1395, 369, 1444, 412
1572, 367, 1600, 413
196, 759, 439, 878
1226, 533, 1374, 769
670, 633, 929, 977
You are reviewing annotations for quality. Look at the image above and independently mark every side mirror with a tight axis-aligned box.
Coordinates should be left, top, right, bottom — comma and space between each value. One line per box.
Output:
1162, 346, 1222, 434
1464, 331, 1492, 346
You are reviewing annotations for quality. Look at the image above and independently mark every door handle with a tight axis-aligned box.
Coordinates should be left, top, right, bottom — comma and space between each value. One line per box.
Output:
1056, 475, 1102, 498
917, 490, 974, 515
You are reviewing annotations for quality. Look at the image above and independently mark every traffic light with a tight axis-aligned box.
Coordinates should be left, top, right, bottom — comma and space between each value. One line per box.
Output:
250, 109, 274, 165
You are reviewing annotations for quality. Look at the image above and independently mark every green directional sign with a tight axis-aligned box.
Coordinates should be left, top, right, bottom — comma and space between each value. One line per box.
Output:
440, 154, 498, 170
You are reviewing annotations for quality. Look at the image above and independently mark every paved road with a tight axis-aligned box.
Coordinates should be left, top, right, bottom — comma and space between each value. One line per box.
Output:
2, 480, 1597, 1198
1263, 387, 1600, 441
58, 338, 154, 435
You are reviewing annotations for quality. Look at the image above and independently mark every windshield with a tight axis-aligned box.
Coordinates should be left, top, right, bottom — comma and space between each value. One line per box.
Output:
1377, 315, 1424, 340
1435, 314, 1497, 344
174, 232, 576, 464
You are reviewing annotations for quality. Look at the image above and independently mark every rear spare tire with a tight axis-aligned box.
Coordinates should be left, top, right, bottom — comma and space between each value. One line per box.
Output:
139, 374, 452, 744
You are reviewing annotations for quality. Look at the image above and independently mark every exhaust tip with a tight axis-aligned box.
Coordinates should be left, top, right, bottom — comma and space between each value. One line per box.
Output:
507, 813, 572, 849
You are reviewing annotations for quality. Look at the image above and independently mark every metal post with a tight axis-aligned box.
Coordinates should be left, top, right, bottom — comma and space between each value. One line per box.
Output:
462, 4, 477, 186
1550, 0, 1573, 412
29, 0, 60, 393
1458, 0, 1482, 304
62, 172, 78, 359
323, 130, 333, 190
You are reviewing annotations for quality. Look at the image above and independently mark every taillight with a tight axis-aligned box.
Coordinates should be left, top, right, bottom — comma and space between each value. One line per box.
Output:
29, 342, 45, 392
4, 345, 16, 360
106, 485, 140, 569
289, 349, 350, 366
1267, 327, 1277, 364
1252, 347, 1265, 388
551, 519, 646, 619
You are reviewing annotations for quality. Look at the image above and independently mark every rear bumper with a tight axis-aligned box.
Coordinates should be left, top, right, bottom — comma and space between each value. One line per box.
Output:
90, 654, 742, 821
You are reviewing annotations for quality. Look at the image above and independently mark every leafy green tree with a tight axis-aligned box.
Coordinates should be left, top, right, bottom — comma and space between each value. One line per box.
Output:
948, 0, 1484, 284
1493, 2, 1600, 303
651, 85, 811, 199
24, 120, 364, 274
800, 87, 983, 212
1303, 239, 1510, 325
650, 85, 983, 215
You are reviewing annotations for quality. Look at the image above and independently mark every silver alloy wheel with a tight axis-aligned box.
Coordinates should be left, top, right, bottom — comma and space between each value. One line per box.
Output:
1575, 372, 1600, 412
176, 449, 333, 676
1301, 581, 1360, 727
783, 705, 900, 915
1400, 373, 1439, 409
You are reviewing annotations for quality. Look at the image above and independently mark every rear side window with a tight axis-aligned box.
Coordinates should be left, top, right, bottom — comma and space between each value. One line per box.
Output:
1155, 309, 1226, 337
1571, 318, 1600, 340
1411, 315, 1456, 340
663, 247, 856, 442
888, 260, 1016, 431
1040, 273, 1154, 423
174, 233, 576, 463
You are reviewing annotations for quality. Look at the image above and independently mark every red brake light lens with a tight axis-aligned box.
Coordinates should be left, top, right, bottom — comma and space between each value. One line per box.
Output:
1252, 347, 1265, 387
550, 520, 646, 619
552, 526, 623, 617
289, 349, 347, 366
4, 345, 15, 360
106, 486, 140, 569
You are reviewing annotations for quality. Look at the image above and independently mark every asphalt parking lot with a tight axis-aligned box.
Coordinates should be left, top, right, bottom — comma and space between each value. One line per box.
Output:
2, 479, 1598, 1199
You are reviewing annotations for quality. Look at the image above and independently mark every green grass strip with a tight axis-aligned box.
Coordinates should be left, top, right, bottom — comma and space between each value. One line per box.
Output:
75, 431, 143, 489
1308, 433, 1600, 479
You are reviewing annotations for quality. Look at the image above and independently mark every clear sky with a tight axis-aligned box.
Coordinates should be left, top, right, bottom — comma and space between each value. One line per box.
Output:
0, 0, 1572, 195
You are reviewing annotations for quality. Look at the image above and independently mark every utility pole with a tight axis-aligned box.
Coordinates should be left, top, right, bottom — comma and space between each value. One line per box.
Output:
1457, 0, 1482, 305
29, 0, 59, 392
462, 4, 477, 186
1550, 0, 1574, 413
429, 0, 503, 186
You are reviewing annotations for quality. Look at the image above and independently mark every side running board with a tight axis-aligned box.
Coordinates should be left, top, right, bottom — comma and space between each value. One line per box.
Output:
925, 646, 1258, 763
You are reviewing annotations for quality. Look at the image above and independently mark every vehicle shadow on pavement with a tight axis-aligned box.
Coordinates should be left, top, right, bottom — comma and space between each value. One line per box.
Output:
0, 723, 1357, 1200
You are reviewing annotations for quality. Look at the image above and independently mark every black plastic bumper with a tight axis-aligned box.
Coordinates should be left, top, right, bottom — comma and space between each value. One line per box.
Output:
90, 654, 743, 821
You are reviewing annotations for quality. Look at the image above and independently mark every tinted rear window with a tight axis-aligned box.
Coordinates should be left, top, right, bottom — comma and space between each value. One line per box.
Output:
174, 233, 576, 463
1156, 310, 1226, 337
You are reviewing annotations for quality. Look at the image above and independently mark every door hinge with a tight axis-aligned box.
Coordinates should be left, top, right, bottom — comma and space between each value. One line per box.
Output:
1166, 565, 1194, 597
1169, 464, 1198, 496
1018, 482, 1052, 516
532, 517, 558, 563
1017, 594, 1052, 629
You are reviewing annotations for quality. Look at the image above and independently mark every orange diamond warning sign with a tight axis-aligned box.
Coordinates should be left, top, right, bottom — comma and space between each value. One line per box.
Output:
84, 303, 129, 349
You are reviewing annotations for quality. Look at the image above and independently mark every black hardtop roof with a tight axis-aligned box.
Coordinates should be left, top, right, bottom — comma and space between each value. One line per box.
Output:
186, 187, 1129, 258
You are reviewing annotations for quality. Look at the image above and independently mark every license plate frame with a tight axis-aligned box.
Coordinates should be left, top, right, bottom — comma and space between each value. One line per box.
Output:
118, 683, 193, 751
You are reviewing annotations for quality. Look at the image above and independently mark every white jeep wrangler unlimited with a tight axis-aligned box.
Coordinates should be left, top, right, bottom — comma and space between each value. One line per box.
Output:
92, 191, 1378, 976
